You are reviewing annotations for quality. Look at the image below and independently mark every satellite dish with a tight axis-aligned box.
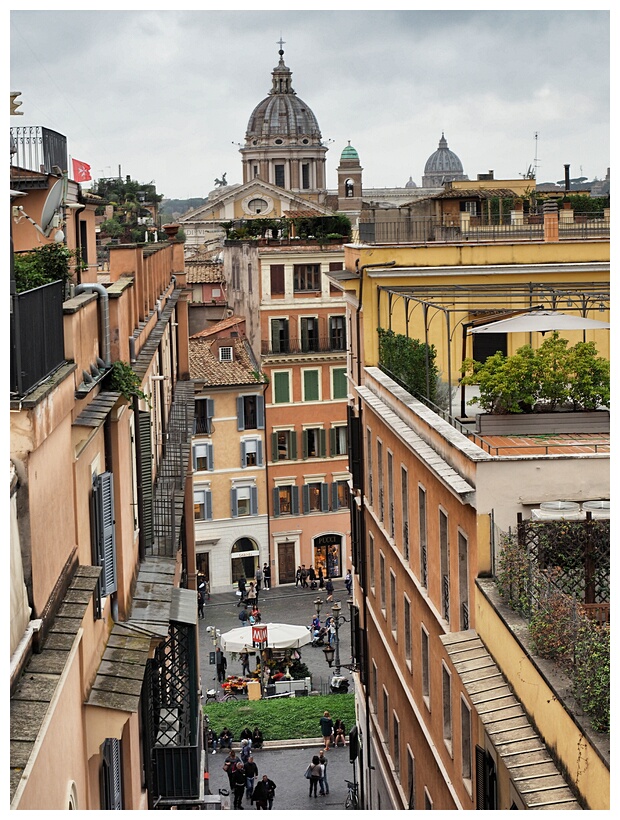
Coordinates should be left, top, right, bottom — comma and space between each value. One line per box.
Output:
40, 179, 65, 235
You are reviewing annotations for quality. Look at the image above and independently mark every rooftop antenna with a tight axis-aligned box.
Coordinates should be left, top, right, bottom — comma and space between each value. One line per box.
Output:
533, 131, 539, 178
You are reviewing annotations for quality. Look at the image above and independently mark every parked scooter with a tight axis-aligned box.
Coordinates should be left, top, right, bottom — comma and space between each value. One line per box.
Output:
330, 675, 350, 694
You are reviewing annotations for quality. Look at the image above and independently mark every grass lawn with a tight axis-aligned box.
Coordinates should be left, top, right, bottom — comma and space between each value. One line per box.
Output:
204, 693, 355, 741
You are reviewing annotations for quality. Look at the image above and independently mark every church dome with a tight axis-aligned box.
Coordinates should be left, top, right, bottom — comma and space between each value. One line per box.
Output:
405, 176, 417, 188
341, 142, 359, 160
422, 133, 467, 187
245, 49, 322, 144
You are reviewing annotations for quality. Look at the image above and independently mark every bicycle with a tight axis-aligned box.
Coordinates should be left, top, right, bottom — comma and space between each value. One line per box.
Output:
344, 779, 359, 810
204, 687, 238, 703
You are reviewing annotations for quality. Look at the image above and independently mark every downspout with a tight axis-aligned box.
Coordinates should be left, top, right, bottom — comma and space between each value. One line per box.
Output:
74, 283, 111, 366
354, 257, 395, 809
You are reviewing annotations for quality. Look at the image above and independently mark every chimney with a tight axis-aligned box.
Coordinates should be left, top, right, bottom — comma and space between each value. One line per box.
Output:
543, 199, 559, 242
564, 164, 571, 192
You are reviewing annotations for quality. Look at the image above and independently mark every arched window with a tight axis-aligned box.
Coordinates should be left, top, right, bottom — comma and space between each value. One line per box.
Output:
345, 179, 354, 198
231, 537, 260, 583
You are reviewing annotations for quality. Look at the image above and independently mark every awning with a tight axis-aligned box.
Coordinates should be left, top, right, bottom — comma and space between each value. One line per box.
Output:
468, 310, 610, 334
220, 623, 311, 653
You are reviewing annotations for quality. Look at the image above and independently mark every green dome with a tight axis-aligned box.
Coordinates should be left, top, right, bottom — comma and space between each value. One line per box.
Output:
341, 142, 359, 160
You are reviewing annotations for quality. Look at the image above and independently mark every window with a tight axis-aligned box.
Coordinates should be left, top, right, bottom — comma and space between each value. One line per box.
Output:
271, 318, 289, 353
194, 488, 213, 521
371, 660, 378, 711
458, 531, 469, 630
272, 371, 290, 404
193, 441, 214, 472
379, 552, 386, 613
369, 532, 375, 590
461, 698, 472, 783
382, 688, 390, 740
302, 163, 310, 189
401, 467, 409, 560
231, 485, 258, 517
407, 748, 416, 809
393, 713, 400, 774
275, 164, 285, 187
419, 486, 428, 588
330, 425, 347, 456
194, 397, 214, 434
237, 395, 265, 430
424, 789, 433, 810
232, 261, 240, 290
241, 438, 263, 468
332, 367, 347, 399
247, 263, 253, 293
303, 427, 325, 458
377, 440, 384, 522
302, 369, 320, 401
390, 570, 397, 637
387, 451, 394, 538
442, 663, 452, 749
248, 198, 267, 213
294, 263, 321, 292
440, 509, 450, 623
101, 738, 123, 810
92, 471, 117, 598
421, 627, 430, 702
404, 596, 411, 665
273, 484, 299, 516
300, 316, 319, 351
331, 480, 350, 510
303, 481, 329, 513
367, 427, 373, 506
270, 265, 285, 296
329, 315, 346, 350
219, 346, 233, 362
272, 429, 297, 461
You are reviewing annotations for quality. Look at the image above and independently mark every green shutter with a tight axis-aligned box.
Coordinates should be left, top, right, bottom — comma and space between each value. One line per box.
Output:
272, 432, 279, 461
319, 428, 326, 457
274, 372, 290, 403
333, 367, 347, 399
290, 431, 297, 460
304, 370, 319, 401
138, 411, 154, 549
272, 487, 281, 517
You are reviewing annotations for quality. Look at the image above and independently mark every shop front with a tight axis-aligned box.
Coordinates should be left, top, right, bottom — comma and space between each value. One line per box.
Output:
313, 533, 343, 578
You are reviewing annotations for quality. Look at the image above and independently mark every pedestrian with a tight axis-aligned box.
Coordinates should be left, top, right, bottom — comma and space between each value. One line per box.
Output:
239, 604, 249, 625
334, 718, 346, 746
306, 755, 323, 798
318, 567, 324, 589
319, 711, 333, 751
204, 577, 211, 600
308, 565, 316, 584
300, 565, 308, 588
325, 577, 334, 602
240, 650, 251, 677
252, 726, 264, 750
223, 748, 240, 788
232, 761, 247, 809
325, 614, 335, 646
345, 569, 352, 596
237, 575, 247, 606
246, 582, 257, 608
255, 565, 263, 592
205, 726, 218, 754
219, 726, 233, 752
295, 566, 302, 587
318, 750, 329, 795
197, 588, 205, 619
216, 647, 228, 683
250, 605, 262, 624
240, 738, 251, 763
252, 774, 276, 810
263, 562, 270, 590
240, 726, 253, 748
244, 754, 258, 801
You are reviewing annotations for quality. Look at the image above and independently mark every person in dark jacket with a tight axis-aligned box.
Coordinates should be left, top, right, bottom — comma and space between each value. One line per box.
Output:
325, 577, 334, 601
223, 748, 239, 788
232, 761, 247, 809
244, 755, 259, 801
252, 726, 264, 749
307, 755, 323, 798
219, 726, 233, 751
216, 647, 227, 682
319, 711, 333, 751
237, 576, 247, 606
252, 774, 276, 810
263, 562, 271, 590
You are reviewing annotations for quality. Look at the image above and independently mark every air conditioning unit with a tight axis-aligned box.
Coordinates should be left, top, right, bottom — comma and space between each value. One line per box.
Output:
581, 500, 610, 519
531, 501, 583, 521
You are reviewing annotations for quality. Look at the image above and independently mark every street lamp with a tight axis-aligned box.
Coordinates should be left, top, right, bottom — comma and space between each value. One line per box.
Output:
322, 601, 349, 675
314, 598, 323, 616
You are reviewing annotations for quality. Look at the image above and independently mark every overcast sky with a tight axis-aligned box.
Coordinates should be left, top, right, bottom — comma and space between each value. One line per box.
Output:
10, 7, 610, 202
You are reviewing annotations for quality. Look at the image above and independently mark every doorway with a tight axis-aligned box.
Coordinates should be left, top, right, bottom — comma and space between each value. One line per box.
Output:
277, 542, 296, 584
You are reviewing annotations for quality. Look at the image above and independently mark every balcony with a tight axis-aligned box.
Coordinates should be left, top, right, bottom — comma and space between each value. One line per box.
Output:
262, 336, 347, 356
10, 126, 68, 177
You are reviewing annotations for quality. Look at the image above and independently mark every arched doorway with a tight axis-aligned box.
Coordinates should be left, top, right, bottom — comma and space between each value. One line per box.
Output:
231, 537, 259, 583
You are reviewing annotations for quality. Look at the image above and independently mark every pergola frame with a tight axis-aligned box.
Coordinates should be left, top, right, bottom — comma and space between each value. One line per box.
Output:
377, 281, 610, 418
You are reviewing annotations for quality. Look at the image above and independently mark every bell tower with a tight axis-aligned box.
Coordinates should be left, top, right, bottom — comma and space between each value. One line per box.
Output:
337, 142, 363, 215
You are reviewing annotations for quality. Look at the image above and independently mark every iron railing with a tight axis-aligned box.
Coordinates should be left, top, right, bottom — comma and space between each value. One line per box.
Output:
10, 126, 68, 174
262, 336, 347, 356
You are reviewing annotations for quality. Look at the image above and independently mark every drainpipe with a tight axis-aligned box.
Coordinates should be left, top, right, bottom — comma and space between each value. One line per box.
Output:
354, 257, 395, 809
74, 283, 111, 366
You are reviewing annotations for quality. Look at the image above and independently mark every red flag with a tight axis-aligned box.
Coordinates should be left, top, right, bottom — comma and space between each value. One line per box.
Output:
72, 158, 92, 182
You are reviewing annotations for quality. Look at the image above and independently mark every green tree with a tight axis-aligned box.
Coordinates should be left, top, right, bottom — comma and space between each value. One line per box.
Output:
566, 341, 610, 410
378, 328, 438, 403
13, 243, 82, 294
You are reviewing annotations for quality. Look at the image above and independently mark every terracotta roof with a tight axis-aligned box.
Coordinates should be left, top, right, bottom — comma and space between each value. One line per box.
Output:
191, 315, 245, 339
189, 337, 263, 385
283, 208, 323, 218
433, 188, 520, 200
186, 262, 224, 284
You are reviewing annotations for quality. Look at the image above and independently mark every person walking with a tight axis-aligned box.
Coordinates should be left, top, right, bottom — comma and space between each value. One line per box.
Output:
237, 576, 247, 606
252, 774, 276, 810
246, 582, 257, 609
216, 647, 227, 682
262, 562, 270, 590
325, 577, 334, 602
295, 566, 302, 587
197, 588, 205, 619
318, 567, 324, 589
255, 565, 263, 592
345, 569, 352, 596
240, 650, 251, 677
319, 711, 334, 751
307, 755, 323, 798
244, 754, 258, 801
232, 761, 247, 809
300, 565, 308, 588
223, 748, 240, 788
318, 750, 329, 795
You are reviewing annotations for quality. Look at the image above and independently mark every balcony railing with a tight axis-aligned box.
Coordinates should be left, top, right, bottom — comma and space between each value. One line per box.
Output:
359, 213, 610, 245
10, 126, 68, 175
262, 336, 347, 356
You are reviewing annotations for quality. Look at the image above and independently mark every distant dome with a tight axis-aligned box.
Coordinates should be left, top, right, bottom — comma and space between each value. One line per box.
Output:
341, 142, 359, 160
422, 133, 468, 187
245, 49, 322, 143
405, 176, 417, 188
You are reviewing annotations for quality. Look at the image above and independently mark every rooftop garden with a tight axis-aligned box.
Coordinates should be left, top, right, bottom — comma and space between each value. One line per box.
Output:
220, 213, 351, 242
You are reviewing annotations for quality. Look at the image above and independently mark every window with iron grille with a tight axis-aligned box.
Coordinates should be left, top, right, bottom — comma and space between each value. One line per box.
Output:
442, 663, 452, 750
440, 509, 450, 623
329, 315, 346, 350
275, 164, 285, 188
219, 346, 233, 362
404, 595, 411, 665
237, 395, 265, 430
421, 627, 430, 702
419, 486, 427, 588
194, 397, 214, 434
458, 531, 469, 630
392, 712, 400, 775
401, 467, 409, 561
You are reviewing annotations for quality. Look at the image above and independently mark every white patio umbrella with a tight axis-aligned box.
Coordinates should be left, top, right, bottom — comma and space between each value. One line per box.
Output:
219, 622, 311, 653
468, 310, 609, 334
